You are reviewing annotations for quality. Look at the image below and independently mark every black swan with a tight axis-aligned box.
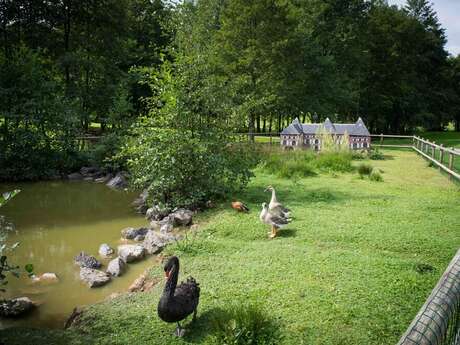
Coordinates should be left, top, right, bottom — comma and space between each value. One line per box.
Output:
157, 256, 200, 337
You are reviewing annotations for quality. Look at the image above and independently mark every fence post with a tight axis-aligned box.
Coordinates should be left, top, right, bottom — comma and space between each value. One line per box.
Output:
269, 133, 273, 146
380, 133, 383, 145
431, 141, 436, 159
439, 144, 444, 171
448, 149, 454, 181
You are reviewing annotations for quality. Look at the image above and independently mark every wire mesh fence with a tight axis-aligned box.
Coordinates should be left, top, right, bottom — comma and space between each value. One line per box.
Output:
398, 249, 460, 345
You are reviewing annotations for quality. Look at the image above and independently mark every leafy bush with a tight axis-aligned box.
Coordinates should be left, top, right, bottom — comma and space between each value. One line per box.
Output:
368, 148, 385, 160
357, 163, 373, 177
211, 304, 281, 345
313, 151, 353, 173
261, 149, 352, 178
121, 120, 255, 209
86, 133, 124, 172
369, 169, 383, 182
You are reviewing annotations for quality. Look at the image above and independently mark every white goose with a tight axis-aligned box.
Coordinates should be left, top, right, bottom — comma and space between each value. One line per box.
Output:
264, 185, 291, 218
259, 202, 290, 238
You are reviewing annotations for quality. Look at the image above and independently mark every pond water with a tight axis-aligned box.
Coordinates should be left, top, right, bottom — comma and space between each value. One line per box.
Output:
0, 181, 154, 329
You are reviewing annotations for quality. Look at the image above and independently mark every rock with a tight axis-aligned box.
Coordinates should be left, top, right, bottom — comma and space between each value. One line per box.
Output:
132, 190, 149, 214
118, 244, 145, 263
128, 274, 146, 292
98, 243, 114, 257
0, 297, 35, 317
142, 230, 175, 254
149, 220, 161, 229
68, 172, 83, 180
106, 257, 126, 277
80, 166, 99, 176
121, 227, 149, 241
74, 252, 102, 269
160, 216, 174, 233
170, 209, 193, 226
94, 174, 112, 183
145, 205, 170, 221
83, 177, 94, 182
32, 273, 59, 284
64, 307, 83, 329
79, 267, 111, 288
106, 172, 127, 189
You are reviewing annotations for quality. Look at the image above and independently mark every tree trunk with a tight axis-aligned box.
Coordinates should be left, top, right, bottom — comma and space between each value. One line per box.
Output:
268, 115, 273, 133
256, 115, 261, 133
262, 117, 266, 133
248, 113, 255, 142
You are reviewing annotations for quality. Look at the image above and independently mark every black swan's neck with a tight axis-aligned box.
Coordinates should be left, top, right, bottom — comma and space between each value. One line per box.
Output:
164, 263, 179, 297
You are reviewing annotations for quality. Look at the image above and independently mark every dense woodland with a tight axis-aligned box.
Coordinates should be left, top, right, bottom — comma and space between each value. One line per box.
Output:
1, 0, 459, 192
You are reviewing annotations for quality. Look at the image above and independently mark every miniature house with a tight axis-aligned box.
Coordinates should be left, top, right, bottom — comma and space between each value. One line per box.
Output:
280, 117, 371, 150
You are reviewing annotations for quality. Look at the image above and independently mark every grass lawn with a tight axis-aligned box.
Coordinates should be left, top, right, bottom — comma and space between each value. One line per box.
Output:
2, 150, 459, 345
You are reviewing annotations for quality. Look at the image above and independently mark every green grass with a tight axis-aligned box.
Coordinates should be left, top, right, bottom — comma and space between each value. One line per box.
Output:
2, 150, 460, 345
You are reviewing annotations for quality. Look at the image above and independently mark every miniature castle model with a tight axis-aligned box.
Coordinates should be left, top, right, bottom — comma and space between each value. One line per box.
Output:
280, 117, 371, 151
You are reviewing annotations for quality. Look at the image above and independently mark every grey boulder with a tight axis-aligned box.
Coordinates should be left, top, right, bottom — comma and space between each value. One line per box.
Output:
68, 172, 83, 180
79, 267, 111, 288
121, 227, 149, 241
0, 297, 35, 317
132, 190, 149, 214
145, 205, 170, 221
142, 230, 175, 254
106, 172, 127, 189
118, 244, 145, 263
98, 243, 114, 257
170, 209, 193, 226
74, 252, 101, 269
106, 257, 126, 277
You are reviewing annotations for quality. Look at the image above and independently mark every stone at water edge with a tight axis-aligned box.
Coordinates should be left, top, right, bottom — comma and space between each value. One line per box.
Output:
0, 297, 35, 317
170, 209, 193, 226
118, 244, 145, 263
98, 243, 114, 257
159, 216, 174, 233
106, 257, 126, 277
132, 189, 149, 214
79, 267, 111, 288
32, 272, 59, 284
94, 174, 113, 183
145, 205, 170, 221
74, 252, 102, 269
106, 172, 127, 189
67, 172, 83, 180
121, 227, 148, 241
142, 230, 175, 255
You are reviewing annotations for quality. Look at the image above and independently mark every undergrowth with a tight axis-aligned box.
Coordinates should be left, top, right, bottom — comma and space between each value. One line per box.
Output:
260, 149, 353, 178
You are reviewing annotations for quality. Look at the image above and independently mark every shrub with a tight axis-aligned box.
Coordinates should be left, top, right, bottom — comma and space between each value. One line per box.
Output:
261, 149, 352, 178
313, 152, 353, 173
211, 304, 281, 345
357, 163, 373, 177
368, 148, 385, 160
369, 169, 383, 182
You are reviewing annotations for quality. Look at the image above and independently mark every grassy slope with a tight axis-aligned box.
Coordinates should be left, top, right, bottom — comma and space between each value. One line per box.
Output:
2, 150, 459, 345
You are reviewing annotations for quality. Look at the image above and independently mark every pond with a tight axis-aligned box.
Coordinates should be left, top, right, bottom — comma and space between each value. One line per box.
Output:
0, 181, 153, 329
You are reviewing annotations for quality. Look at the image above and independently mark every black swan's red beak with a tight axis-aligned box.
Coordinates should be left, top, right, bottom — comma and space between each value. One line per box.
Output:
165, 270, 171, 280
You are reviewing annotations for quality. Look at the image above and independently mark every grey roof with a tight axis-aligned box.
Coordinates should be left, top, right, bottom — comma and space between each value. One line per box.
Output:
281, 117, 370, 136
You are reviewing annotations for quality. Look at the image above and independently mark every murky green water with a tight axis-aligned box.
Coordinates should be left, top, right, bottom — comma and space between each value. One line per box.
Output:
0, 181, 153, 329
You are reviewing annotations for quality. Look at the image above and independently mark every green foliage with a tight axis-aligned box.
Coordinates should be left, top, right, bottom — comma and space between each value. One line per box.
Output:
261, 149, 353, 178
369, 169, 384, 182
0, 46, 81, 181
0, 190, 31, 291
85, 133, 124, 171
210, 304, 281, 345
368, 148, 385, 160
357, 163, 373, 177
120, 63, 256, 209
